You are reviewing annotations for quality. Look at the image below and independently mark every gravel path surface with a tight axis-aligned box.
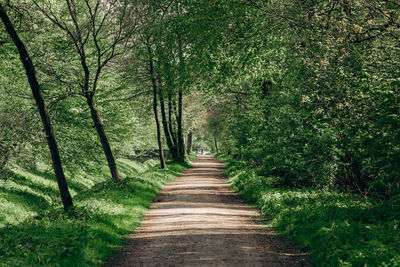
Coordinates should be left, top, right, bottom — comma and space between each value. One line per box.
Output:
105, 155, 310, 266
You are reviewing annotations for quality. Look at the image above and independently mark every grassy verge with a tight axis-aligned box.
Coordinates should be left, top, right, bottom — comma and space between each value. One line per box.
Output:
0, 158, 191, 266
216, 154, 400, 267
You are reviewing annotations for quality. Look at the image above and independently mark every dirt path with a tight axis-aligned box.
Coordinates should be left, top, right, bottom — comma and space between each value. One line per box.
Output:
106, 155, 310, 266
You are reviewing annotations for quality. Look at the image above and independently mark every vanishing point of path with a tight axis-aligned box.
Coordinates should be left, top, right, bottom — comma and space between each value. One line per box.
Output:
106, 155, 310, 266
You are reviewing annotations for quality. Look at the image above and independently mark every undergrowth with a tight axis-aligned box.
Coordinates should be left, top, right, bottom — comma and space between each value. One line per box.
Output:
0, 158, 190, 266
216, 153, 400, 267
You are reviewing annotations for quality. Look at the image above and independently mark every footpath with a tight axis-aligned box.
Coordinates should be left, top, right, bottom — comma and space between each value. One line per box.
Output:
106, 155, 310, 266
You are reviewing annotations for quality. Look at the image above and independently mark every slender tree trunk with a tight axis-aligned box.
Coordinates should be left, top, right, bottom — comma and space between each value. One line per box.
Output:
87, 97, 122, 183
163, 61, 178, 153
0, 4, 73, 210
176, 34, 186, 162
152, 86, 166, 169
168, 93, 179, 154
177, 87, 186, 162
147, 49, 165, 168
159, 89, 177, 161
155, 49, 174, 162
214, 136, 219, 153
187, 132, 192, 155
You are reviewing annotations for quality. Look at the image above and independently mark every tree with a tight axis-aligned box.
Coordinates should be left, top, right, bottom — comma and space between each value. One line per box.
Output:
186, 131, 192, 154
0, 2, 73, 209
127, 0, 189, 163
145, 34, 166, 168
32, 0, 140, 183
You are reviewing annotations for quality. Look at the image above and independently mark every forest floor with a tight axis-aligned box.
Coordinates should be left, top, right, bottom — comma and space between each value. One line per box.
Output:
105, 155, 310, 266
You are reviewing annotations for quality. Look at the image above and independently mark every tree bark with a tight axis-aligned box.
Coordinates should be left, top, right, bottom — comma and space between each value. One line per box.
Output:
87, 97, 122, 182
176, 34, 186, 162
0, 4, 73, 210
214, 136, 219, 153
187, 132, 192, 155
168, 93, 178, 149
168, 93, 179, 155
159, 89, 178, 161
177, 86, 186, 162
147, 47, 165, 169
152, 85, 166, 169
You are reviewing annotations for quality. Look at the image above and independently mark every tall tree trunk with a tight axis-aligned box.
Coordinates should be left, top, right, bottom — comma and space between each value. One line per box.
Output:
163, 61, 178, 152
159, 89, 178, 161
187, 132, 192, 155
148, 48, 165, 169
87, 97, 122, 183
0, 4, 73, 210
177, 87, 186, 162
214, 136, 219, 153
168, 93, 178, 149
170, 89, 184, 161
152, 86, 166, 169
176, 34, 186, 162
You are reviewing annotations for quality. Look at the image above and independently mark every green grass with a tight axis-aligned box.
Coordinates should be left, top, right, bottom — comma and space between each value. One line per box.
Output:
0, 159, 190, 266
216, 153, 400, 267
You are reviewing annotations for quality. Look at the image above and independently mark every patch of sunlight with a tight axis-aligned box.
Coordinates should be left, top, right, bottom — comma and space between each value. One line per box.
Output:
35, 161, 50, 172
27, 169, 76, 196
100, 166, 113, 178
0, 197, 37, 227
261, 191, 283, 201
79, 199, 126, 215
13, 169, 58, 189
128, 205, 148, 214
76, 176, 96, 189
71, 172, 105, 190
117, 159, 148, 173
1, 180, 54, 204
79, 198, 148, 216
143, 159, 158, 168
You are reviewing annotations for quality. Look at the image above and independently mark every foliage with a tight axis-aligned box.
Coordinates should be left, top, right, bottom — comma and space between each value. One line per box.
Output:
203, 0, 400, 200
219, 154, 400, 267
